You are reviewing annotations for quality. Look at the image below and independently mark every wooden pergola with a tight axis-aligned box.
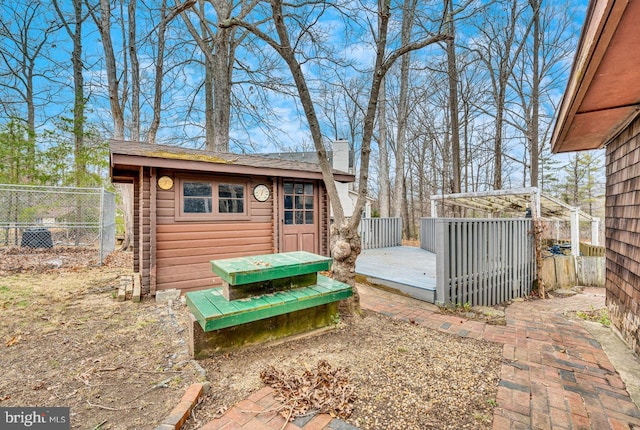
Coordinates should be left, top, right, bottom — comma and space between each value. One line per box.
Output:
430, 187, 600, 256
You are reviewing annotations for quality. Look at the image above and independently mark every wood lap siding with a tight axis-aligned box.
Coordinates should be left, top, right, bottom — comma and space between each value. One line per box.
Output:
320, 186, 330, 256
605, 116, 640, 355
154, 174, 274, 293
141, 169, 151, 294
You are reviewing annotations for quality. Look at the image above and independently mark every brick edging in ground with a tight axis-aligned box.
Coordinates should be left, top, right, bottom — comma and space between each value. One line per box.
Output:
155, 383, 204, 430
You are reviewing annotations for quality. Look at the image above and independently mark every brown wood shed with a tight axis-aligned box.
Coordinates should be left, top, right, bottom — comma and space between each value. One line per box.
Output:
109, 141, 354, 296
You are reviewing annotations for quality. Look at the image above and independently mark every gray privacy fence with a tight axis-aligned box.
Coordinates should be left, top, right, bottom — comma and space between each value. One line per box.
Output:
430, 218, 535, 306
420, 217, 437, 252
0, 184, 116, 263
358, 217, 402, 249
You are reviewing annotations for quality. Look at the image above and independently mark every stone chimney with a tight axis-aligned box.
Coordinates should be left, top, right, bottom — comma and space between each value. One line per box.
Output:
332, 140, 351, 173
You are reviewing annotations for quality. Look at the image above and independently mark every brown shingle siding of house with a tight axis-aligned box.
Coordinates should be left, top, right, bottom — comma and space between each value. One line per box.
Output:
605, 115, 640, 355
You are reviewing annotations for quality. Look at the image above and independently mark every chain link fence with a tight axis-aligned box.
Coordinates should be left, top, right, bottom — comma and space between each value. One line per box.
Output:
0, 184, 116, 263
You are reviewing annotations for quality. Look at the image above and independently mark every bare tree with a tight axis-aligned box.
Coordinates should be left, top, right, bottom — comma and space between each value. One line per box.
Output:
444, 0, 460, 194
129, 0, 140, 141
177, 0, 259, 151
377, 77, 391, 217
88, 0, 126, 139
507, 0, 574, 188
221, 0, 448, 309
391, 0, 417, 238
471, 0, 533, 190
0, 1, 59, 147
53, 0, 90, 186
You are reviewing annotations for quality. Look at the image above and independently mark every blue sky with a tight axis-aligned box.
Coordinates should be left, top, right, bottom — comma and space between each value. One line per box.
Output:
0, 0, 600, 192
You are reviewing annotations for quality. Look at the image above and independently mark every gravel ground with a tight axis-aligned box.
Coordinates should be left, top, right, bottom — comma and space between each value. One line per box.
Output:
186, 308, 502, 430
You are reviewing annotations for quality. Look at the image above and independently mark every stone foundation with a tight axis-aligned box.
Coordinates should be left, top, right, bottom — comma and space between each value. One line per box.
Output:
189, 302, 339, 359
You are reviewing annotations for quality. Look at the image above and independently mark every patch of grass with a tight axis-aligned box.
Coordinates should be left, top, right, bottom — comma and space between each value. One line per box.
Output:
473, 411, 492, 423
135, 318, 158, 329
487, 398, 497, 407
0, 284, 34, 310
397, 347, 408, 353
169, 376, 183, 387
576, 307, 611, 327
456, 302, 472, 312
331, 313, 341, 325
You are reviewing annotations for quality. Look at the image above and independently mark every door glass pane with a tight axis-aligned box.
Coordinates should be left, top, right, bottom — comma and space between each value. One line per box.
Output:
295, 183, 304, 194
304, 196, 313, 209
295, 211, 304, 224
284, 195, 293, 209
305, 211, 313, 224
295, 196, 303, 209
284, 211, 293, 224
284, 182, 293, 194
304, 183, 313, 194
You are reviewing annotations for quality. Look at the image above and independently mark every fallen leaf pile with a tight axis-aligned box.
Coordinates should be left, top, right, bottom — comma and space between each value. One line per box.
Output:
102, 251, 132, 268
260, 360, 356, 420
0, 248, 131, 275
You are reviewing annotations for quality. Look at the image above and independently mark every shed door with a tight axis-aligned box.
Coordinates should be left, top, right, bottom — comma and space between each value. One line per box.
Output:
281, 180, 319, 253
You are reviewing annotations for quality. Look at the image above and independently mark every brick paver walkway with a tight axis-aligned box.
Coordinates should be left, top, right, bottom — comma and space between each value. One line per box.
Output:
200, 284, 640, 430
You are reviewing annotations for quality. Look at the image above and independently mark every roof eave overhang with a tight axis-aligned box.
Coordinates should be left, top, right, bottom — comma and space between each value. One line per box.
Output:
551, 0, 640, 153
110, 153, 355, 183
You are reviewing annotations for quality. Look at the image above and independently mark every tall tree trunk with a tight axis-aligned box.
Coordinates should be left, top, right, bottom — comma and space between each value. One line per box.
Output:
445, 0, 461, 194
148, 0, 168, 144
378, 78, 390, 217
54, 0, 86, 186
493, 91, 504, 190
391, 0, 415, 218
529, 0, 540, 188
96, 0, 125, 139
203, 53, 215, 149
72, 0, 85, 186
402, 173, 411, 238
128, 0, 140, 141
212, 27, 232, 152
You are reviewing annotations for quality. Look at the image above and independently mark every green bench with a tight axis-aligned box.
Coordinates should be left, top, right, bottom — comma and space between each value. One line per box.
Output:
186, 251, 352, 358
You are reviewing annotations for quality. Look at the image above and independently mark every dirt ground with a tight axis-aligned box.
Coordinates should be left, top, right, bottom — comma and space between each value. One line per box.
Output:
0, 248, 202, 429
185, 311, 502, 430
1, 247, 503, 430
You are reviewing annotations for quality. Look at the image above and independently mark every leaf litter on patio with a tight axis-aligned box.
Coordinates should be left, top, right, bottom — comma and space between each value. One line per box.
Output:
185, 303, 502, 430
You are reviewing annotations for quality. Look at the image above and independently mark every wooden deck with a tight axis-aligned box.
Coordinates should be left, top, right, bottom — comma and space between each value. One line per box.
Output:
355, 246, 437, 303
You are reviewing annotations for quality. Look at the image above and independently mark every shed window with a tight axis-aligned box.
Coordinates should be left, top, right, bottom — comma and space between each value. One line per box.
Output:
218, 184, 244, 213
177, 178, 248, 220
183, 182, 213, 213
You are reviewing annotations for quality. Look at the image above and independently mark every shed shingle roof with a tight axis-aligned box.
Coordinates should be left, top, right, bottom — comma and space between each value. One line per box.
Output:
109, 140, 355, 182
